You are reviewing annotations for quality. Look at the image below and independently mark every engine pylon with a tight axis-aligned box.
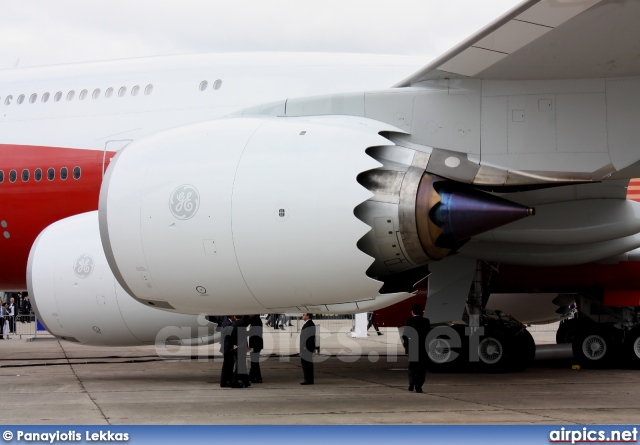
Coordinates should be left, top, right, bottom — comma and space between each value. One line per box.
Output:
416, 174, 534, 260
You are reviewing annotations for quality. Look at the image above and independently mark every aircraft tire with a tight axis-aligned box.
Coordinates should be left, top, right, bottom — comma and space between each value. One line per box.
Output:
476, 328, 511, 373
623, 326, 640, 369
426, 325, 469, 373
572, 326, 617, 369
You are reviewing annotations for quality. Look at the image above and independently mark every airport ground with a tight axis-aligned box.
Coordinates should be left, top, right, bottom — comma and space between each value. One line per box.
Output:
1, 323, 639, 425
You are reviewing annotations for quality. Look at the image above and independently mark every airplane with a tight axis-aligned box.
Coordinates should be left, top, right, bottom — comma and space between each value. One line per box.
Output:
1, 53, 427, 345
8, 0, 640, 372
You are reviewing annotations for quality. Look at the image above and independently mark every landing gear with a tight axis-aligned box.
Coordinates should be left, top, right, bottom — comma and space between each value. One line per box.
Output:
556, 318, 591, 344
572, 326, 618, 368
477, 329, 508, 371
426, 325, 468, 372
473, 313, 535, 372
623, 326, 640, 369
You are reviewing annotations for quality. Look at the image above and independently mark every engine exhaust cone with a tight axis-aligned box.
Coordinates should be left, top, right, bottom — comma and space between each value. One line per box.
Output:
416, 175, 534, 260
430, 182, 534, 247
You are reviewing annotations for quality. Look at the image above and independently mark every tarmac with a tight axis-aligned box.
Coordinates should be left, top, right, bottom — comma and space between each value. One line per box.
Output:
1, 323, 640, 425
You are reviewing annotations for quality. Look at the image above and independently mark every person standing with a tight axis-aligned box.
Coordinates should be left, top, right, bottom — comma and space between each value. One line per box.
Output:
2, 303, 10, 339
8, 297, 16, 334
231, 315, 251, 388
248, 314, 264, 383
401, 303, 431, 393
299, 313, 316, 385
219, 316, 235, 388
367, 312, 383, 336
20, 295, 32, 323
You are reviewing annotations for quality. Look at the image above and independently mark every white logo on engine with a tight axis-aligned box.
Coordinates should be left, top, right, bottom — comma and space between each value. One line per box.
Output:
74, 254, 94, 278
169, 185, 200, 220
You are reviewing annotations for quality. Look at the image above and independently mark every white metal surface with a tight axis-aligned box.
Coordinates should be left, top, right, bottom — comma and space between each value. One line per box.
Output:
26, 212, 215, 346
100, 115, 412, 315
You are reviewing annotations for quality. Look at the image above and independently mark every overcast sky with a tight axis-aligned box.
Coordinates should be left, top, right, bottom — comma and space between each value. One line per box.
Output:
0, 1, 522, 69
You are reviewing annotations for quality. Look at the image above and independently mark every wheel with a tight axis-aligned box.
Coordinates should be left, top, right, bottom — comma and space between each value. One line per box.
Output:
556, 318, 589, 344
426, 325, 469, 373
623, 326, 640, 369
510, 329, 536, 371
476, 328, 511, 372
572, 327, 617, 368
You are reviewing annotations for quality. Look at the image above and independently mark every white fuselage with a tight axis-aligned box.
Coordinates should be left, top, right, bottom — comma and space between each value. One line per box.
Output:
0, 53, 426, 151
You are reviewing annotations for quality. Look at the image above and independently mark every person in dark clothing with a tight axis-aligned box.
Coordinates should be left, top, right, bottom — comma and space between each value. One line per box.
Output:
367, 312, 383, 336
231, 315, 251, 388
20, 295, 32, 323
248, 314, 264, 383
299, 313, 316, 385
401, 303, 431, 393
219, 316, 235, 388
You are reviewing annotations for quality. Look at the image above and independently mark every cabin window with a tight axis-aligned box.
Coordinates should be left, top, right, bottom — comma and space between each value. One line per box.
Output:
42, 92, 50, 103
79, 90, 88, 100
17, 94, 25, 104
60, 167, 68, 180
144, 84, 153, 95
54, 92, 62, 102
29, 94, 37, 104
92, 88, 101, 99
67, 91, 75, 101
21, 169, 29, 182
118, 87, 127, 97
4, 95, 12, 105
0, 171, 4, 183
73, 166, 81, 180
213, 79, 222, 90
199, 80, 208, 91
131, 85, 140, 96
105, 87, 113, 98
47, 168, 55, 181
34, 168, 42, 181
9, 170, 17, 183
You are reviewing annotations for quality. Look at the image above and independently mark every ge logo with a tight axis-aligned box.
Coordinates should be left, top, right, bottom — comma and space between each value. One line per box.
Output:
74, 254, 94, 278
169, 185, 200, 220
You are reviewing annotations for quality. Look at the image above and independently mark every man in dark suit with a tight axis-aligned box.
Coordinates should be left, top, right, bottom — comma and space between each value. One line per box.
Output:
219, 316, 235, 388
299, 313, 316, 385
231, 315, 251, 388
402, 303, 431, 393
20, 295, 32, 323
248, 314, 264, 383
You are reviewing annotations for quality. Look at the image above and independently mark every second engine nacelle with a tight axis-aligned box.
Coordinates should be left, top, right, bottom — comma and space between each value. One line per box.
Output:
27, 212, 216, 346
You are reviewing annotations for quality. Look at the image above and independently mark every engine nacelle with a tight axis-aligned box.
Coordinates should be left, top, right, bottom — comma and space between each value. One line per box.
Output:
99, 116, 533, 314
27, 212, 216, 346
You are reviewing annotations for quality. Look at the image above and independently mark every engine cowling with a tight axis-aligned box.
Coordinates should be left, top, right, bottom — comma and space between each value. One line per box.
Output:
27, 212, 216, 346
99, 115, 532, 314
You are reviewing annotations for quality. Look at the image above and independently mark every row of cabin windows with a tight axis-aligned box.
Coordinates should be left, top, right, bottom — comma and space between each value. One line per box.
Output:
2, 85, 153, 106
0, 167, 81, 183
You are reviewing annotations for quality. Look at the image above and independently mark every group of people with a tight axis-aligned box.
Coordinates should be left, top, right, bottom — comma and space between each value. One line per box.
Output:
264, 314, 293, 330
1, 293, 33, 340
218, 313, 317, 387
214, 308, 431, 391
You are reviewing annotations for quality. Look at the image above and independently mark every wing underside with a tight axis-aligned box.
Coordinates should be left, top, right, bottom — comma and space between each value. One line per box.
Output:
395, 0, 640, 86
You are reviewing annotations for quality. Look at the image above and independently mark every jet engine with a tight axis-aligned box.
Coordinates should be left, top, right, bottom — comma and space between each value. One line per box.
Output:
99, 116, 532, 314
27, 212, 217, 346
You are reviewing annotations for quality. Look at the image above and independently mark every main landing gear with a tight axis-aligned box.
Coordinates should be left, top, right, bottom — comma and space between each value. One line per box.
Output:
425, 258, 535, 373
426, 309, 536, 373
556, 296, 640, 369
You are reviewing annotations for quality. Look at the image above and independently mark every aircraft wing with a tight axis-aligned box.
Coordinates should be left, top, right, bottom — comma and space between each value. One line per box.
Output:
394, 0, 640, 86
